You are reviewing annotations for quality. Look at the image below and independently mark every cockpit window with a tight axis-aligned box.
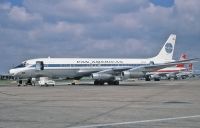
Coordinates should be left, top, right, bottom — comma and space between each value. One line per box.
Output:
14, 63, 26, 68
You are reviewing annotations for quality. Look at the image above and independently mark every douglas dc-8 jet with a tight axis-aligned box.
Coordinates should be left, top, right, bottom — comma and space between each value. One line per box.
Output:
9, 34, 195, 85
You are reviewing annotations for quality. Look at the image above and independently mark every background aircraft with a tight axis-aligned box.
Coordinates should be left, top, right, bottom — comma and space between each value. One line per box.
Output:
145, 53, 190, 81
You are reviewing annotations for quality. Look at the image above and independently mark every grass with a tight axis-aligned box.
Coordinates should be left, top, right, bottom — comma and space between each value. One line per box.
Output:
0, 80, 14, 85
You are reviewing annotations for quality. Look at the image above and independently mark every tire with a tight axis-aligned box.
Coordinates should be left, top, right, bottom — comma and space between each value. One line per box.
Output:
145, 76, 151, 81
154, 78, 160, 81
94, 80, 99, 85
114, 81, 119, 85
107, 81, 113, 85
99, 80, 104, 85
19, 80, 22, 84
94, 80, 104, 85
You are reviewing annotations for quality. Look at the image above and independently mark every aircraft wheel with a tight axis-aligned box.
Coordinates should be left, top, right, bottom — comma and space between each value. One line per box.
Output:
114, 81, 119, 85
94, 80, 104, 85
145, 76, 151, 81
18, 80, 22, 86
99, 80, 104, 85
107, 81, 113, 85
94, 80, 99, 85
154, 78, 160, 81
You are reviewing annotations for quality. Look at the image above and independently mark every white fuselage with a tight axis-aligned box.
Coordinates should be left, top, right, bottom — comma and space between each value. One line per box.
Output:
9, 57, 172, 79
9, 34, 177, 83
147, 66, 186, 79
156, 66, 186, 73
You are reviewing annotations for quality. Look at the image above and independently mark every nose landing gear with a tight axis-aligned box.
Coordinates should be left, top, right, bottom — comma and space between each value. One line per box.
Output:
17, 78, 35, 86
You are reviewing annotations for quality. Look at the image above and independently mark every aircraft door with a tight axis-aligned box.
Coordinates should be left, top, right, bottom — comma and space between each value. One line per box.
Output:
36, 61, 44, 71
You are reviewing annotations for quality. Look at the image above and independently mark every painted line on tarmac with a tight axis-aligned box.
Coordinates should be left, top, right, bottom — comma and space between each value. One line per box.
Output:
69, 115, 200, 128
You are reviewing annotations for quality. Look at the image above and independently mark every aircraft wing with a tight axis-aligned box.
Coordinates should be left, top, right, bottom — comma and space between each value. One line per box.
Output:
135, 58, 199, 73
92, 63, 173, 76
145, 71, 176, 77
165, 58, 199, 64
94, 67, 132, 75
94, 58, 199, 75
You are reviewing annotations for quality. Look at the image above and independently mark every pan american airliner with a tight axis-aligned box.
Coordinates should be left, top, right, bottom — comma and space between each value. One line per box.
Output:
9, 34, 195, 85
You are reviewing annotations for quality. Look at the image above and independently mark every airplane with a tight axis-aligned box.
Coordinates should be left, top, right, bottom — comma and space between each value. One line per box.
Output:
145, 53, 188, 81
176, 63, 194, 79
9, 34, 196, 85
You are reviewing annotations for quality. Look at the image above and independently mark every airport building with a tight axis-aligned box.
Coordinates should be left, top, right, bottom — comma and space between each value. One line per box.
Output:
0, 74, 14, 80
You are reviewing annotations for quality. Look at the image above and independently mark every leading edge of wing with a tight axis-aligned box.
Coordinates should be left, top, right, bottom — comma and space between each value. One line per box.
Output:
90, 58, 199, 75
142, 58, 199, 72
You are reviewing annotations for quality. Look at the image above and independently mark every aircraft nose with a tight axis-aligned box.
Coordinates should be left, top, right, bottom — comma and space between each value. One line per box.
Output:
9, 69, 15, 76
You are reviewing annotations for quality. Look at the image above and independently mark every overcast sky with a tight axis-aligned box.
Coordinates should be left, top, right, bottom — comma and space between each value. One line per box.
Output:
0, 0, 199, 73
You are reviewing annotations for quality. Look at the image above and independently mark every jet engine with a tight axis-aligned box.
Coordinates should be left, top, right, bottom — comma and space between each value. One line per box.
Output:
150, 74, 160, 81
91, 73, 114, 80
121, 70, 144, 79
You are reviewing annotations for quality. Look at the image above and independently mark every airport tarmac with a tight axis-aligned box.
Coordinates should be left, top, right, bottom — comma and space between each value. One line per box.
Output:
0, 79, 200, 128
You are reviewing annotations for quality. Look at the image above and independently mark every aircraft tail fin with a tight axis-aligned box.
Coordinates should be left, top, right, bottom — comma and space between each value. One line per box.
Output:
176, 54, 193, 72
154, 34, 176, 61
176, 53, 187, 68
180, 53, 187, 60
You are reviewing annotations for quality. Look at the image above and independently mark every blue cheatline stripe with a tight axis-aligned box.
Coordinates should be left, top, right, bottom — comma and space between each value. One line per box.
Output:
30, 64, 146, 68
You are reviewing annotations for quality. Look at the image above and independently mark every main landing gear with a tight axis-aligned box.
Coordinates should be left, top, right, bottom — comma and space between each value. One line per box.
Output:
94, 80, 119, 85
17, 79, 23, 86
145, 76, 151, 81
145, 76, 160, 81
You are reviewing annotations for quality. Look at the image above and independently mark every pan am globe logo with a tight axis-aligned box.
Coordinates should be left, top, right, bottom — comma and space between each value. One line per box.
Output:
165, 43, 173, 53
